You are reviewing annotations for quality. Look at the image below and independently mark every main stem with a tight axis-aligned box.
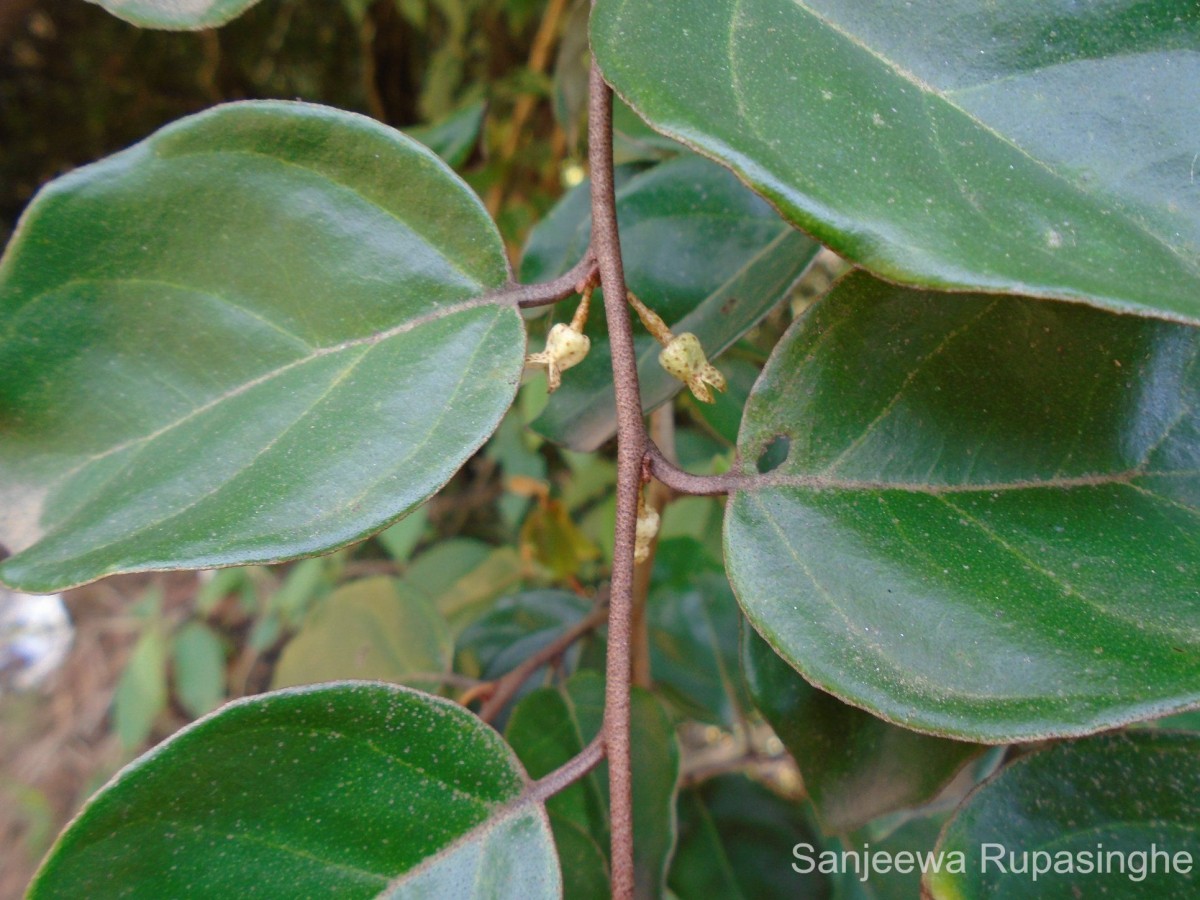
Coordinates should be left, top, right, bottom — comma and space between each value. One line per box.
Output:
589, 62, 641, 900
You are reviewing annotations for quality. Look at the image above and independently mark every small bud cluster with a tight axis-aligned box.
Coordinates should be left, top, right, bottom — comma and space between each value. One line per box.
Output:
634, 489, 660, 563
658, 332, 727, 404
526, 287, 726, 404
626, 292, 726, 404
526, 290, 592, 393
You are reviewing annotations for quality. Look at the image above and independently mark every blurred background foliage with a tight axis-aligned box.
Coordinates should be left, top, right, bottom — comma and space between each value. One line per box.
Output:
0, 0, 573, 249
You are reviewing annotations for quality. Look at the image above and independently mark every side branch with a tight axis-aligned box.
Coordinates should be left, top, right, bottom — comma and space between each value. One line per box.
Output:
644, 441, 760, 495
528, 732, 607, 803
483, 252, 599, 309
477, 597, 608, 722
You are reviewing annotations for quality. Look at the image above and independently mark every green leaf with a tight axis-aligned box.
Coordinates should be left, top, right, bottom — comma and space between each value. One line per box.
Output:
549, 815, 611, 900
0, 101, 520, 593
171, 621, 226, 719
725, 272, 1200, 742
613, 99, 686, 164
271, 576, 452, 690
29, 682, 560, 898
926, 732, 1200, 898
406, 101, 486, 169
506, 671, 680, 899
402, 538, 494, 600
592, 0, 1200, 323
742, 629, 981, 833
376, 505, 430, 563
648, 540, 748, 727
269, 557, 335, 628
522, 154, 820, 451
834, 811, 955, 900
519, 162, 645, 287
1152, 709, 1200, 731
670, 775, 831, 900
456, 589, 594, 683
689, 355, 760, 447
87, 0, 264, 29
486, 410, 548, 529
400, 539, 527, 633
113, 625, 168, 751
454, 588, 599, 726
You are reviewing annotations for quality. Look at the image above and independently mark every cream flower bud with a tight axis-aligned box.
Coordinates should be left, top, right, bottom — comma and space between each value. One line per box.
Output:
634, 506, 660, 564
526, 322, 590, 393
658, 332, 726, 404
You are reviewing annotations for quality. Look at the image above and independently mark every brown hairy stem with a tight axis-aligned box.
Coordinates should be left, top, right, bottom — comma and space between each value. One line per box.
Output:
588, 60, 641, 900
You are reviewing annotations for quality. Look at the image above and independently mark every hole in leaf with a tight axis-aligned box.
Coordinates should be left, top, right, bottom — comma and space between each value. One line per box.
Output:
756, 435, 790, 474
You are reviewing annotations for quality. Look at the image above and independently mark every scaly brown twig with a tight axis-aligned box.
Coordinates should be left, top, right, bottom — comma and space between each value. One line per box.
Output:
477, 597, 608, 723
484, 252, 598, 310
588, 60, 640, 900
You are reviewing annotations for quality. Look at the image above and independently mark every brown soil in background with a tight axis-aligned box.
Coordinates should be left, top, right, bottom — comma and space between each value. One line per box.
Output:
0, 573, 201, 898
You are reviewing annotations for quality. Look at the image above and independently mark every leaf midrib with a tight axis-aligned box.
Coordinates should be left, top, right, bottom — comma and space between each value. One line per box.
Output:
742, 467, 1199, 498
51, 294, 501, 485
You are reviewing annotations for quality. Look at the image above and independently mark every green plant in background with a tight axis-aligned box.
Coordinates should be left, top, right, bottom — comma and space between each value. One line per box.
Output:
1, 0, 1198, 897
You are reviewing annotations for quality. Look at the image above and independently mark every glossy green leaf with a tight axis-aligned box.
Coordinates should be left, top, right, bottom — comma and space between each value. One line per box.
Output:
522, 154, 819, 450
648, 539, 748, 727
29, 682, 560, 899
271, 576, 452, 690
506, 671, 680, 899
0, 101, 520, 593
670, 775, 830, 900
926, 732, 1200, 898
171, 621, 226, 719
88, 0, 264, 29
743, 629, 981, 833
612, 99, 686, 164
592, 0, 1200, 323
726, 272, 1200, 742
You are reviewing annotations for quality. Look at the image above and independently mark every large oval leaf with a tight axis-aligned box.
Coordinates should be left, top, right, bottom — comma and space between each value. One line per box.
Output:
28, 682, 560, 898
725, 272, 1200, 742
0, 101, 521, 593
592, 0, 1200, 323
522, 154, 819, 450
87, 0, 264, 29
926, 731, 1200, 898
